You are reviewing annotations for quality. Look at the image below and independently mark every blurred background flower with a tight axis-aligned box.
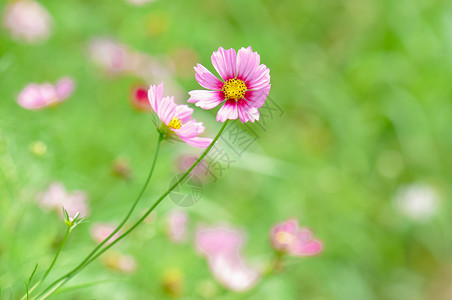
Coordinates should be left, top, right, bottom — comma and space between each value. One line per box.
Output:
17, 77, 75, 110
1, 0, 452, 299
37, 182, 89, 219
3, 0, 52, 43
394, 183, 441, 223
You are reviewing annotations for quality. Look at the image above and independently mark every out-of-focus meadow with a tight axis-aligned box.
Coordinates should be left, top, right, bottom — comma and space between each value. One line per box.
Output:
1, 0, 452, 299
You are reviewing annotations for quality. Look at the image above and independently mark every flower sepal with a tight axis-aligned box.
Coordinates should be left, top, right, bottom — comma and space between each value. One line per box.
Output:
63, 208, 86, 231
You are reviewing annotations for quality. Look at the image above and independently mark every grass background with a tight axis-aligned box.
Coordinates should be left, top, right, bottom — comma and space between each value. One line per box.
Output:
1, 0, 452, 299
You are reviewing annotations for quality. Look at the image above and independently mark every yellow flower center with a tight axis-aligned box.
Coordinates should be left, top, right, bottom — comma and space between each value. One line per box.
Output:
168, 117, 182, 129
275, 232, 296, 246
222, 78, 247, 101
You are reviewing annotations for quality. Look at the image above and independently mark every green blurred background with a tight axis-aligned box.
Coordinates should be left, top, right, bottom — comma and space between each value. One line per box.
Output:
1, 0, 452, 299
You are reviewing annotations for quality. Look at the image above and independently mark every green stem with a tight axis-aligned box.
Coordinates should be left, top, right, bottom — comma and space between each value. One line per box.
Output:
37, 120, 229, 300
34, 132, 163, 300
21, 226, 71, 300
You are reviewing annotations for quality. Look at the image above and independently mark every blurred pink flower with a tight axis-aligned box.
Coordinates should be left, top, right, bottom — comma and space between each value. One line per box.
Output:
3, 0, 52, 43
208, 254, 261, 292
130, 85, 152, 111
91, 223, 121, 245
270, 219, 323, 256
188, 46, 271, 123
175, 154, 212, 183
166, 210, 188, 243
17, 77, 75, 110
148, 82, 213, 148
196, 226, 244, 258
196, 226, 260, 292
101, 252, 137, 274
37, 182, 89, 219
126, 0, 156, 5
88, 38, 130, 74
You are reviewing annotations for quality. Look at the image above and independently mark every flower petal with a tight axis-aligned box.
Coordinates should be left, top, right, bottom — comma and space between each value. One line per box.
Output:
291, 229, 323, 256
211, 47, 237, 81
216, 99, 238, 122
237, 100, 259, 123
175, 104, 194, 123
147, 82, 164, 113
246, 64, 270, 90
55, 77, 75, 100
243, 85, 270, 109
176, 119, 205, 138
194, 63, 224, 90
159, 96, 177, 124
188, 90, 225, 109
236, 46, 261, 83
179, 136, 213, 148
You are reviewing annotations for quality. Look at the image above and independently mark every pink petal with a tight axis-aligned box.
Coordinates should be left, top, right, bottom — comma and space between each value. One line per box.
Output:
207, 254, 260, 292
196, 227, 244, 258
159, 96, 177, 124
175, 104, 194, 123
236, 46, 261, 83
39, 84, 58, 105
176, 119, 205, 138
194, 63, 224, 90
55, 77, 75, 100
237, 100, 259, 123
91, 223, 120, 245
18, 84, 47, 110
188, 90, 225, 109
244, 85, 270, 109
180, 136, 213, 148
216, 99, 238, 122
291, 238, 323, 256
167, 210, 188, 243
211, 47, 237, 81
147, 82, 164, 113
245, 64, 270, 90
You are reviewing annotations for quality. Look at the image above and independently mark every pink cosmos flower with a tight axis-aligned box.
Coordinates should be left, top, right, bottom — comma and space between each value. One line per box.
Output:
196, 226, 261, 292
167, 210, 188, 243
3, 0, 52, 43
130, 85, 152, 111
270, 219, 323, 256
188, 47, 271, 123
148, 82, 213, 148
37, 182, 89, 219
17, 77, 75, 110
91, 223, 121, 245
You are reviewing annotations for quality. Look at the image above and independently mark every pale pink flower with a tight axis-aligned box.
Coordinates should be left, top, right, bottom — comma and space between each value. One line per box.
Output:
3, 0, 52, 43
17, 77, 75, 110
196, 226, 261, 292
188, 46, 271, 123
207, 254, 261, 292
37, 182, 89, 219
167, 210, 188, 243
88, 38, 130, 74
130, 85, 152, 111
101, 252, 137, 274
91, 223, 121, 245
126, 0, 156, 5
148, 82, 213, 148
270, 219, 323, 256
196, 226, 244, 258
